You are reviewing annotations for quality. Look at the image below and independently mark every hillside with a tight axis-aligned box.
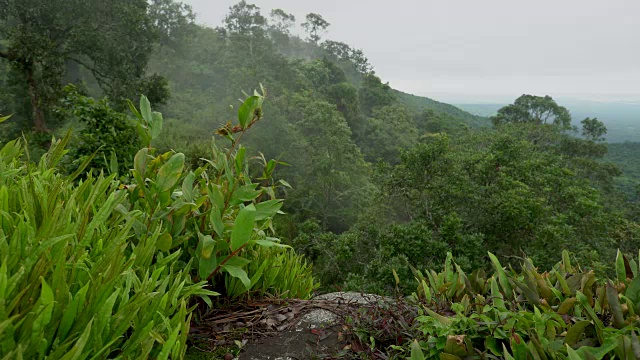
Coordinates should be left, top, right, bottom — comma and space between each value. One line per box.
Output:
394, 90, 490, 127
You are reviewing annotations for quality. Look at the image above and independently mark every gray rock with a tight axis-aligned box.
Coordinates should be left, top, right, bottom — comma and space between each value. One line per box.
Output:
239, 292, 387, 359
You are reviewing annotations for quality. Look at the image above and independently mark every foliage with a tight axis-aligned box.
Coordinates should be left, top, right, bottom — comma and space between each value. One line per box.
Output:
55, 85, 140, 177
298, 121, 638, 294
393, 90, 489, 128
0, 0, 182, 130
491, 94, 573, 129
0, 133, 214, 359
404, 251, 640, 360
582, 117, 608, 142
282, 95, 372, 232
225, 247, 318, 300
126, 90, 315, 299
335, 251, 640, 360
302, 13, 330, 44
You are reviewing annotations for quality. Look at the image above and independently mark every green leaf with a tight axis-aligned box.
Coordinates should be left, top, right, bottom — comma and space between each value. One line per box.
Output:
136, 122, 152, 147
574, 337, 619, 359
425, 308, 452, 326
251, 239, 289, 248
230, 184, 261, 205
208, 185, 225, 212
237, 96, 262, 129
488, 252, 513, 298
235, 146, 246, 174
501, 344, 516, 360
182, 172, 196, 202
140, 95, 152, 124
616, 250, 627, 284
254, 200, 283, 221
566, 345, 582, 360
410, 340, 425, 360
626, 276, 640, 305
156, 153, 185, 192
562, 250, 573, 273
109, 151, 118, 175
150, 111, 163, 139
59, 283, 90, 341
230, 204, 256, 251
223, 265, 251, 289
199, 234, 216, 259
564, 320, 591, 346
59, 319, 93, 360
0, 114, 11, 124
209, 205, 224, 238
127, 99, 142, 120
134, 148, 149, 179
197, 233, 217, 280
157, 233, 173, 252
606, 281, 625, 329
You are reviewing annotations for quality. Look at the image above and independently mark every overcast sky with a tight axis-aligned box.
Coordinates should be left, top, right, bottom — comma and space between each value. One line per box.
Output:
183, 0, 640, 103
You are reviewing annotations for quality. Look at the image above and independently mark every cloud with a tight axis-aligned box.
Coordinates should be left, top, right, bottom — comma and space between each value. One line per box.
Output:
183, 0, 640, 101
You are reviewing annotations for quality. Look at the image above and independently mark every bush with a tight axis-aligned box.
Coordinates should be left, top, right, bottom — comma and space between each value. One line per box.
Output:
55, 85, 140, 177
405, 251, 640, 359
124, 91, 316, 299
0, 134, 214, 358
0, 90, 316, 358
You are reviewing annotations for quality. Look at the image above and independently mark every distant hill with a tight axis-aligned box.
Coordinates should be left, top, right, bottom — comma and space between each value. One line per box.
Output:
456, 99, 640, 143
454, 103, 502, 118
394, 90, 490, 128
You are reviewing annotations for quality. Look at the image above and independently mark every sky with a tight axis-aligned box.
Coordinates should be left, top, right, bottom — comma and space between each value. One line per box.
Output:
183, 0, 640, 103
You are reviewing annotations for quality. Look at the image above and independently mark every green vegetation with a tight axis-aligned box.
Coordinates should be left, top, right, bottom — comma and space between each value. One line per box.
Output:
0, 133, 214, 358
350, 251, 640, 359
2, 1, 640, 358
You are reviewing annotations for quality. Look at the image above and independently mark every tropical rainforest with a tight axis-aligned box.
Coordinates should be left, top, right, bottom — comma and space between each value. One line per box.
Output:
2, 1, 640, 359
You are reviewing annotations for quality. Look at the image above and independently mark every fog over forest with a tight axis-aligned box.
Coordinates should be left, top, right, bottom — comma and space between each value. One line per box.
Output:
186, 0, 640, 103
1, 1, 640, 359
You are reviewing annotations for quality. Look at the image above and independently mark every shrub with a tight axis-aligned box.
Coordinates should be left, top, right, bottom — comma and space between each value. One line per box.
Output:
124, 90, 315, 299
0, 90, 315, 358
0, 134, 214, 359
405, 250, 640, 359
55, 85, 140, 177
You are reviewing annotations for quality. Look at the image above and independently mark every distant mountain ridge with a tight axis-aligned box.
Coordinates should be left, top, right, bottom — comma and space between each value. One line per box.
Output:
393, 90, 490, 128
456, 99, 640, 143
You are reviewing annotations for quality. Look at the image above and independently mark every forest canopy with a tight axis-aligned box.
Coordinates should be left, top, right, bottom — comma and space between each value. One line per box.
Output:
1, 1, 640, 359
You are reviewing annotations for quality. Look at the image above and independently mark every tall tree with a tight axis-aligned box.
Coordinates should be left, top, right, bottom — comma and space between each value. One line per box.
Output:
302, 13, 330, 44
322, 40, 373, 75
224, 1, 267, 55
581, 117, 607, 142
491, 94, 572, 129
285, 95, 371, 232
0, 0, 168, 132
269, 9, 296, 35
148, 0, 195, 47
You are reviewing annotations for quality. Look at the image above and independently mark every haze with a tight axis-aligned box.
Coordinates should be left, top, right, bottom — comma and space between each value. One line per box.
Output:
184, 0, 640, 103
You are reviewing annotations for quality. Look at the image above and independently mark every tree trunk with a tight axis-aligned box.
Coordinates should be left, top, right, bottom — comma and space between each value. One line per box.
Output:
25, 62, 47, 132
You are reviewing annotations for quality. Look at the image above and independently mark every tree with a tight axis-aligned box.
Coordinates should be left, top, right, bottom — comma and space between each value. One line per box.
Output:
269, 9, 296, 35
302, 13, 330, 44
0, 0, 165, 132
491, 94, 572, 129
360, 105, 418, 163
148, 0, 195, 47
224, 1, 267, 37
358, 74, 396, 115
581, 117, 607, 141
285, 95, 371, 232
322, 40, 373, 75
380, 128, 634, 269
224, 1, 267, 55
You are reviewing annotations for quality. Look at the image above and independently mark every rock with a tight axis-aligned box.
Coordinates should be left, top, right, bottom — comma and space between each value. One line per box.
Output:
239, 292, 388, 360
